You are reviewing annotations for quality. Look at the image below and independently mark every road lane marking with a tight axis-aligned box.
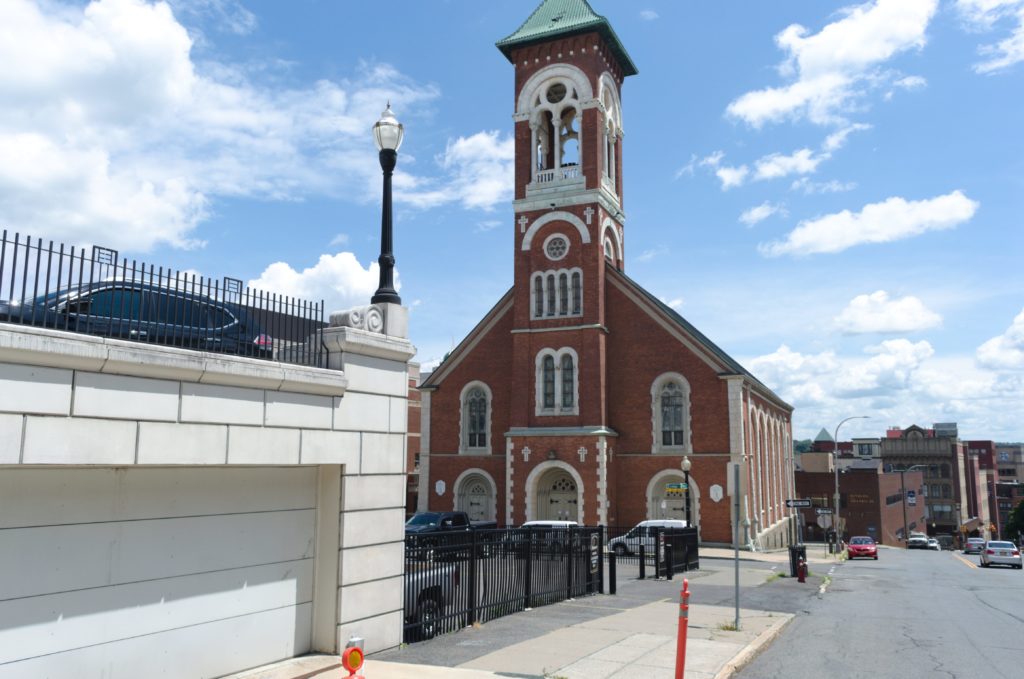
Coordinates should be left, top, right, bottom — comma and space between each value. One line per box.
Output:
952, 552, 977, 569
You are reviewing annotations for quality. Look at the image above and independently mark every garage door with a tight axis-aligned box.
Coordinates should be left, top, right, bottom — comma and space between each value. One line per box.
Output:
0, 466, 318, 678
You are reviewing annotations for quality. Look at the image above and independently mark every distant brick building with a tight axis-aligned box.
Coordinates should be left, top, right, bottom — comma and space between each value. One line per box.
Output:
417, 0, 794, 549
795, 461, 925, 546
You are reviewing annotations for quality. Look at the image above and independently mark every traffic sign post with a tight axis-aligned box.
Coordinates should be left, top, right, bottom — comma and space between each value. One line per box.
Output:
786, 499, 812, 508
816, 507, 833, 516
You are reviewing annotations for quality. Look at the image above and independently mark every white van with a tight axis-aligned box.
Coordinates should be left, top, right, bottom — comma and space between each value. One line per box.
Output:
608, 519, 688, 556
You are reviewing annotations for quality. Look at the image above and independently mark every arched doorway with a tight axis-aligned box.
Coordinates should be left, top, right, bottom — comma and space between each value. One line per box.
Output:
536, 468, 580, 522
454, 472, 495, 521
647, 470, 701, 538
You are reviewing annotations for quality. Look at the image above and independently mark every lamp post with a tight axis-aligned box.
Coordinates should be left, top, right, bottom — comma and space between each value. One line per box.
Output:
681, 455, 692, 528
833, 416, 869, 545
893, 464, 926, 548
371, 103, 403, 305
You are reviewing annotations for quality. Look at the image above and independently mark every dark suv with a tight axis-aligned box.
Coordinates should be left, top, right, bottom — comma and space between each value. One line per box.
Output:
0, 281, 273, 358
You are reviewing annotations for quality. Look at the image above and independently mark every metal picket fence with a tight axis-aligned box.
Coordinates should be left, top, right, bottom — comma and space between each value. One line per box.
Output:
403, 527, 604, 643
0, 230, 325, 366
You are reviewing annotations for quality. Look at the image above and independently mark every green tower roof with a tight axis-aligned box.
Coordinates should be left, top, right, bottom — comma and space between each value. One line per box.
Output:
496, 0, 638, 76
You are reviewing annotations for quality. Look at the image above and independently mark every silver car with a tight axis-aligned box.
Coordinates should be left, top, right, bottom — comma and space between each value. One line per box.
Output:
979, 541, 1022, 569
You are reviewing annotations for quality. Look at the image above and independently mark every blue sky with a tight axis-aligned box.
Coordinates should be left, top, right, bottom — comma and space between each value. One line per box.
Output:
2, 0, 1023, 441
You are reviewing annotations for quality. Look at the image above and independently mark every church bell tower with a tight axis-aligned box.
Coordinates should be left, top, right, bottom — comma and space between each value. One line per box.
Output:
496, 0, 637, 432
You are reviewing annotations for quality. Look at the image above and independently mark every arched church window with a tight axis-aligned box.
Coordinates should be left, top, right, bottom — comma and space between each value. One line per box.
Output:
542, 356, 556, 409
651, 373, 692, 453
466, 388, 488, 448
559, 274, 568, 315
460, 383, 492, 454
536, 348, 579, 415
561, 354, 575, 408
661, 383, 684, 446
534, 276, 544, 317
528, 79, 583, 184
531, 267, 583, 320
571, 272, 581, 314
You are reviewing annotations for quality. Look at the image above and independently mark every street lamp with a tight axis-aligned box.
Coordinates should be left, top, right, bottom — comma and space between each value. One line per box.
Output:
893, 464, 926, 548
371, 103, 404, 305
833, 415, 869, 545
680, 455, 692, 528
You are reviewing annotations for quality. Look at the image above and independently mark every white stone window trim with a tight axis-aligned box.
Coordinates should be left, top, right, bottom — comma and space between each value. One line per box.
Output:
521, 211, 591, 250
459, 380, 493, 455
650, 371, 693, 454
542, 232, 570, 261
453, 467, 499, 522
646, 468, 701, 541
534, 347, 580, 417
601, 218, 622, 265
530, 267, 584, 319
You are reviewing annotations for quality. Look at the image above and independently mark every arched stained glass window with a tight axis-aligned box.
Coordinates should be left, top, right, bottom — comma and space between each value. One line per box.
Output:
661, 382, 685, 446
561, 354, 574, 408
543, 355, 556, 408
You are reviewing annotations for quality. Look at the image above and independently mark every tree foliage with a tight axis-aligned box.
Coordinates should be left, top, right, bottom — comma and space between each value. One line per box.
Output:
1006, 498, 1024, 542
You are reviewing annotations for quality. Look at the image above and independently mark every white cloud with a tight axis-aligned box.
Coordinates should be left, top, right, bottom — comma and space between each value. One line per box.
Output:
823, 123, 872, 151
329, 233, 350, 247
977, 307, 1024, 369
247, 252, 383, 315
436, 131, 514, 211
753, 148, 823, 180
739, 201, 787, 226
476, 220, 501, 233
791, 178, 857, 194
636, 246, 668, 262
169, 0, 257, 35
665, 298, 684, 310
726, 0, 938, 126
759, 190, 979, 257
956, 0, 1024, 73
834, 290, 942, 334
716, 165, 749, 190
834, 339, 934, 396
640, 10, 659, 21
894, 75, 927, 90
0, 0, 449, 253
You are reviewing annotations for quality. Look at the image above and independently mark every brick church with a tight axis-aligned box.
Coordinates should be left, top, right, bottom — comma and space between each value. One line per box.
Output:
418, 0, 795, 548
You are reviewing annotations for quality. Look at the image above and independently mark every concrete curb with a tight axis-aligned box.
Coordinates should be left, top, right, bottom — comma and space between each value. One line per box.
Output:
711, 615, 793, 679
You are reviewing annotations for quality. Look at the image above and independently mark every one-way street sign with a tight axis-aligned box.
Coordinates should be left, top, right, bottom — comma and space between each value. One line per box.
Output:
816, 508, 833, 515
785, 499, 812, 508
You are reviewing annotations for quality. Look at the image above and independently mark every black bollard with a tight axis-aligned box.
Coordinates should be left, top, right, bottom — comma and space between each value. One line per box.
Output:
639, 544, 646, 580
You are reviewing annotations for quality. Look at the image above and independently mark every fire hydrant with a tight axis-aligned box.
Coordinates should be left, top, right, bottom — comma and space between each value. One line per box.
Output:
797, 557, 807, 583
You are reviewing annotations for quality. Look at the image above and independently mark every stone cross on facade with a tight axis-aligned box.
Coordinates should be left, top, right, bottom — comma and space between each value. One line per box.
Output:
522, 446, 531, 462
578, 446, 587, 462
584, 206, 594, 224
518, 215, 529, 232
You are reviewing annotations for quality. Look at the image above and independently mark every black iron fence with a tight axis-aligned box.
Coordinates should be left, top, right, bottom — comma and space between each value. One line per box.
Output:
599, 525, 701, 578
0, 231, 324, 367
403, 527, 604, 643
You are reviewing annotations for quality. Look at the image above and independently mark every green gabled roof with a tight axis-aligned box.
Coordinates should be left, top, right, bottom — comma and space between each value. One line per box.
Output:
496, 0, 638, 77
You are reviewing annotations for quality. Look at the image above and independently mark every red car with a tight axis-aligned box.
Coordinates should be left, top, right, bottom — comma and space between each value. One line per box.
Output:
848, 536, 878, 560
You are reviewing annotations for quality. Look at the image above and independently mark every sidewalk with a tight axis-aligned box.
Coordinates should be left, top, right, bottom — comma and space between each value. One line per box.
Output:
233, 599, 792, 679
700, 544, 843, 566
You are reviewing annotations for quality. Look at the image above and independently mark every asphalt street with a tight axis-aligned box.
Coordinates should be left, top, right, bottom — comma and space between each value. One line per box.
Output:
737, 547, 1024, 679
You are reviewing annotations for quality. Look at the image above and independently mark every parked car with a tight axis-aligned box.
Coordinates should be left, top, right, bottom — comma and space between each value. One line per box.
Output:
518, 520, 579, 554
847, 536, 878, 560
979, 541, 1022, 569
0, 281, 273, 358
608, 519, 688, 557
405, 511, 498, 559
963, 537, 986, 554
927, 538, 941, 551
907, 533, 929, 549
404, 560, 460, 641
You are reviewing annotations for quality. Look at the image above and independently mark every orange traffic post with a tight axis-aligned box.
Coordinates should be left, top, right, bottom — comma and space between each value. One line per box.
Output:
675, 578, 690, 679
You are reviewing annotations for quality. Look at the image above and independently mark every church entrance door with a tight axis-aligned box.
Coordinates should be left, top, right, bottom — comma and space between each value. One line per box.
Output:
536, 470, 579, 522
